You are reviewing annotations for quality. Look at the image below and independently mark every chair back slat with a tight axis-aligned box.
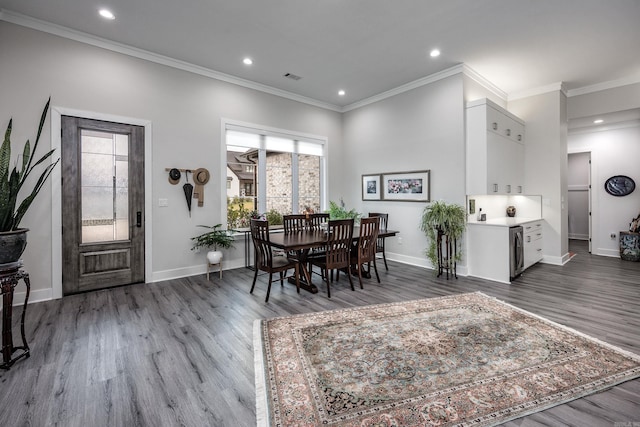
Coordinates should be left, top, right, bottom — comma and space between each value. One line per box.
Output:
250, 219, 275, 268
325, 219, 354, 269
356, 217, 380, 263
368, 212, 389, 250
308, 213, 329, 230
283, 214, 307, 233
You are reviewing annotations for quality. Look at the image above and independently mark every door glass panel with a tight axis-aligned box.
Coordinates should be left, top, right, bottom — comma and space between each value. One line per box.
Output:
81, 129, 129, 243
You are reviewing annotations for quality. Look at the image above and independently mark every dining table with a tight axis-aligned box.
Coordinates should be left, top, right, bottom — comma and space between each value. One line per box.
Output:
267, 227, 398, 293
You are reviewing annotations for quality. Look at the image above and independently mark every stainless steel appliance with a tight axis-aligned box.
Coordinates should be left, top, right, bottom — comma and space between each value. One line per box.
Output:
509, 226, 524, 281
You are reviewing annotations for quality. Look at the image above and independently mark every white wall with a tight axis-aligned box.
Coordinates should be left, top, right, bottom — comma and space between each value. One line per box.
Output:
509, 91, 569, 264
342, 74, 466, 269
0, 22, 342, 300
569, 122, 640, 256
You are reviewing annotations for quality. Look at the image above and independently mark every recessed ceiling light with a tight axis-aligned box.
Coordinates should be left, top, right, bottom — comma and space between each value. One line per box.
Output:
593, 119, 604, 124
243, 58, 253, 65
99, 9, 115, 20
338, 90, 345, 96
430, 49, 441, 58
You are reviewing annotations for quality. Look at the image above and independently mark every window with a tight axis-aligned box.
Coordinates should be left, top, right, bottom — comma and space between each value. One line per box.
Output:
224, 122, 326, 228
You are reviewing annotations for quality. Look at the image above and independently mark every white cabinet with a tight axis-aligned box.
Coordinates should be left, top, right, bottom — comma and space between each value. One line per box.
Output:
467, 224, 511, 284
523, 221, 543, 268
466, 99, 525, 195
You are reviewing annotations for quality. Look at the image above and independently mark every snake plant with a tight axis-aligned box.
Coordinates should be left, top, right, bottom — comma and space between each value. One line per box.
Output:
0, 98, 60, 231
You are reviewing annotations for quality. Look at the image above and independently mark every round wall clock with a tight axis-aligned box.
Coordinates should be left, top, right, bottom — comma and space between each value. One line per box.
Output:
604, 175, 635, 196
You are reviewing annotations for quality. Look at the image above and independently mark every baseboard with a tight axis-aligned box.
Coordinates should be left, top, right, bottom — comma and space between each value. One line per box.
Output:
594, 248, 620, 258
568, 234, 589, 240
151, 259, 246, 282
385, 252, 468, 277
10, 288, 53, 307
541, 254, 565, 266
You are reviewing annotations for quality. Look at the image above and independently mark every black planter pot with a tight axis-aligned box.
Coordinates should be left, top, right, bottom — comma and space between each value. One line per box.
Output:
0, 228, 29, 265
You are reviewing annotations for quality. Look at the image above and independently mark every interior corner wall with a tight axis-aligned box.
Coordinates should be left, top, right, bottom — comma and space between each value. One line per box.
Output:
569, 122, 640, 257
509, 91, 569, 264
0, 21, 342, 300
341, 74, 466, 269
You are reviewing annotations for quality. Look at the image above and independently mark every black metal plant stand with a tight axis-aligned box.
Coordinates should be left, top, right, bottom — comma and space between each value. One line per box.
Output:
436, 229, 457, 280
1, 261, 31, 370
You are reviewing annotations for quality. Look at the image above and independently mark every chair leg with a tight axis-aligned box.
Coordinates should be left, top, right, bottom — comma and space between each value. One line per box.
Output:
372, 259, 380, 283
265, 273, 274, 302
324, 268, 331, 298
294, 265, 300, 294
279, 271, 284, 287
382, 249, 388, 270
250, 268, 259, 294
356, 263, 364, 289
346, 266, 355, 291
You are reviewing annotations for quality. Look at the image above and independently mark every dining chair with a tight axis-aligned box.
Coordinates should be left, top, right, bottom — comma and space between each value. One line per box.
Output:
309, 218, 354, 298
368, 212, 389, 270
350, 216, 380, 289
249, 219, 300, 302
283, 214, 307, 233
307, 213, 329, 230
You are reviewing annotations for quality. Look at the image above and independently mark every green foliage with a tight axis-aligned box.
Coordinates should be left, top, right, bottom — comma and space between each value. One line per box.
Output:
226, 196, 253, 228
191, 224, 235, 251
419, 201, 466, 270
327, 199, 360, 220
1, 98, 60, 231
265, 209, 283, 225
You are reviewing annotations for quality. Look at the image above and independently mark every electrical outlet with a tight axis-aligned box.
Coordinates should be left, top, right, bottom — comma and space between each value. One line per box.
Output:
159, 198, 168, 207
610, 233, 617, 239
397, 237, 403, 245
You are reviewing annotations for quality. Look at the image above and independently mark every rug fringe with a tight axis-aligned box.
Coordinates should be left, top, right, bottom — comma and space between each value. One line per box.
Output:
253, 319, 269, 427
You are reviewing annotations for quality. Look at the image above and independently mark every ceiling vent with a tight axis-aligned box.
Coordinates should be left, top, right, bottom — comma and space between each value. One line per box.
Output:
283, 72, 302, 81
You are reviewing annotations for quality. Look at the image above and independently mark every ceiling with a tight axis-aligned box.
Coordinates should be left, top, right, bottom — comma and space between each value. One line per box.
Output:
1, 0, 640, 111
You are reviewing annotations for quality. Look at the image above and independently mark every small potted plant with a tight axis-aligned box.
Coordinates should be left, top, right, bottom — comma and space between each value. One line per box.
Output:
0, 98, 59, 264
191, 224, 235, 266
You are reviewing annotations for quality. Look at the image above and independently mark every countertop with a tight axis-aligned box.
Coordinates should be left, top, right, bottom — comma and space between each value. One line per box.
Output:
467, 217, 542, 227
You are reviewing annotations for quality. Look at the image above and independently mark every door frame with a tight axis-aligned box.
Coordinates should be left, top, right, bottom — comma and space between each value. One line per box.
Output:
51, 106, 153, 299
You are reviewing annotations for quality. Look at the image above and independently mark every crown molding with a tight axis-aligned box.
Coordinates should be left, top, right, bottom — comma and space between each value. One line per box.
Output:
508, 82, 567, 101
0, 9, 343, 112
342, 64, 469, 112
567, 74, 640, 97
461, 64, 508, 101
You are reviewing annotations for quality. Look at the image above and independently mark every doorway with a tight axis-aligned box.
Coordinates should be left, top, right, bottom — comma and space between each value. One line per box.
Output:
61, 117, 145, 294
567, 152, 592, 253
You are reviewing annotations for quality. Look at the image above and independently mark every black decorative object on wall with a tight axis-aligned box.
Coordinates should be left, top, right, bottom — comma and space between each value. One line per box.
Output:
604, 175, 635, 196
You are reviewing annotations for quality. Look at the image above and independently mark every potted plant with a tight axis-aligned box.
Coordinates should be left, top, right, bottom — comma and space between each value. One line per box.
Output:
0, 98, 59, 265
191, 224, 235, 266
419, 201, 466, 272
327, 199, 361, 221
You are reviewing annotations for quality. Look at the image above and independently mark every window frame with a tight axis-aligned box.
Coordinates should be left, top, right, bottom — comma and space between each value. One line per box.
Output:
221, 118, 327, 226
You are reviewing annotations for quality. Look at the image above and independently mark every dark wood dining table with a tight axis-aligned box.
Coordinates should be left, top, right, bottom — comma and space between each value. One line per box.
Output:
267, 228, 398, 293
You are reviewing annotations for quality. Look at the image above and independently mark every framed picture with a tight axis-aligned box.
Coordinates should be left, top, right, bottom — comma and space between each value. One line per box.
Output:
382, 170, 430, 202
362, 174, 381, 200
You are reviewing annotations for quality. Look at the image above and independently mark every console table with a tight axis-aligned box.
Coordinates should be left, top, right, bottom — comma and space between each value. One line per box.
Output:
1, 261, 31, 369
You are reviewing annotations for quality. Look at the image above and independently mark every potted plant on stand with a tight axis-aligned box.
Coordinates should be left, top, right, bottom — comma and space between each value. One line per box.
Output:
419, 201, 466, 278
1, 98, 59, 265
191, 224, 235, 279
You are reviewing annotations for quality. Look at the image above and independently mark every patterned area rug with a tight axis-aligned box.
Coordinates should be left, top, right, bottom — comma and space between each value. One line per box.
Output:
254, 292, 640, 426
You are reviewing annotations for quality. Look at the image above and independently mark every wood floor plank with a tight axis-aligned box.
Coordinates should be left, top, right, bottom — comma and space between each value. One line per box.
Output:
1, 240, 639, 426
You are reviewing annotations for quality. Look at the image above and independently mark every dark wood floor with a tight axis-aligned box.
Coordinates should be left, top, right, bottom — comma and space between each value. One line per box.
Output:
1, 240, 639, 426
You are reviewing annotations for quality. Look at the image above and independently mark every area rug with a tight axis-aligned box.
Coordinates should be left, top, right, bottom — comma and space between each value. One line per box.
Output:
253, 292, 640, 426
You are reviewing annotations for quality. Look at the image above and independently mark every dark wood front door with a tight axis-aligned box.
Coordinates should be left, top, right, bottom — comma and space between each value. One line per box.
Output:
61, 117, 145, 295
